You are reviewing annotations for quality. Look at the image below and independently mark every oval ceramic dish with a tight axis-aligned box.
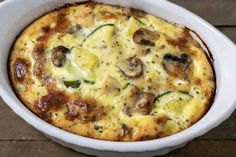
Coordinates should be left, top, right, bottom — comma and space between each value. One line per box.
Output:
0, 0, 236, 157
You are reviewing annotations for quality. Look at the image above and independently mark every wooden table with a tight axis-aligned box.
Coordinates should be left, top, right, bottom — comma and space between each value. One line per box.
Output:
0, 0, 235, 156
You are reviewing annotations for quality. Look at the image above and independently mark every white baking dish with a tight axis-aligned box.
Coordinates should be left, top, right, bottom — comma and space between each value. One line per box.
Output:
0, 0, 236, 156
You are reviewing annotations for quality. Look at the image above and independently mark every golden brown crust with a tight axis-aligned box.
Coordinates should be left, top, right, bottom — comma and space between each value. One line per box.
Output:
8, 2, 216, 141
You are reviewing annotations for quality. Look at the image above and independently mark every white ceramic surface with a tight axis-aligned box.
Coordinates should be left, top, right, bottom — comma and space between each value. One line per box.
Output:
0, 0, 236, 156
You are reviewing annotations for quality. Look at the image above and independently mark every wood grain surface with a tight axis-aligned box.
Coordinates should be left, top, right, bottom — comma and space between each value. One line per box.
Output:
0, 0, 235, 156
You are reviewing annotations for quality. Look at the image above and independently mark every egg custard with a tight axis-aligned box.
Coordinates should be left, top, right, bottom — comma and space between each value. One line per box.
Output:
8, 2, 215, 141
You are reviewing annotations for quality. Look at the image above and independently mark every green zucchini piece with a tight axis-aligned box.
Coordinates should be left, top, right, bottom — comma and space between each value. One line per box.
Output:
134, 17, 146, 25
156, 91, 172, 101
94, 125, 103, 133
64, 80, 81, 88
156, 91, 192, 101
155, 91, 193, 114
84, 24, 115, 42
123, 83, 130, 89
179, 91, 193, 97
84, 80, 95, 85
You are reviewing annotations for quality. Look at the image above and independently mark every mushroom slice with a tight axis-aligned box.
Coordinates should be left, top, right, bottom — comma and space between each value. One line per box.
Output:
162, 53, 193, 79
117, 56, 143, 78
51, 46, 70, 67
133, 92, 156, 115
120, 123, 128, 137
14, 59, 27, 81
154, 115, 171, 126
66, 98, 105, 122
101, 75, 122, 94
133, 28, 160, 46
120, 123, 132, 138
67, 24, 81, 34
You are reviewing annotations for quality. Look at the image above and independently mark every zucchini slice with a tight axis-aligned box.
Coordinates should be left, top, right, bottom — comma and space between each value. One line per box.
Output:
123, 83, 130, 89
64, 80, 81, 88
84, 24, 115, 42
134, 17, 146, 25
84, 80, 95, 85
156, 91, 172, 101
83, 24, 115, 51
94, 125, 103, 133
70, 47, 99, 81
155, 91, 193, 114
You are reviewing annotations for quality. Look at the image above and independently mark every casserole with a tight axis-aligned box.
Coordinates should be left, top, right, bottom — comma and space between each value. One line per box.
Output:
0, 0, 235, 156
8, 1, 216, 142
